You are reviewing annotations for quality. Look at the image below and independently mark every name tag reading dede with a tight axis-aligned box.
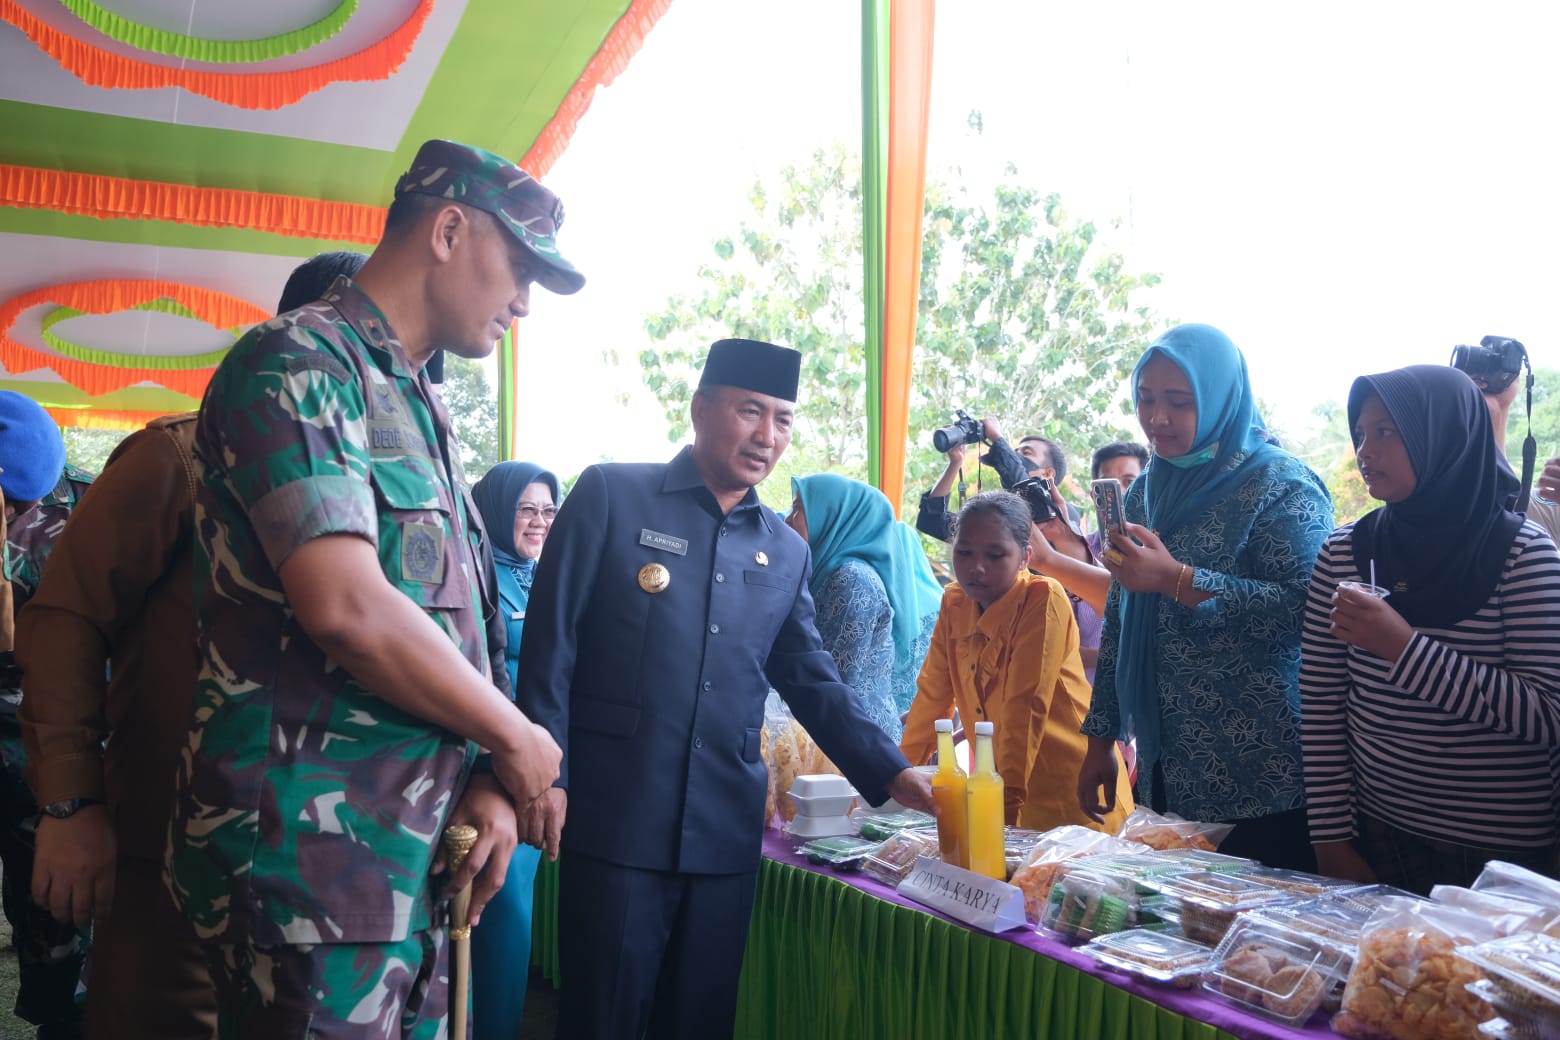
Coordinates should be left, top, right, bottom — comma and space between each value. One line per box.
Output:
639, 529, 688, 556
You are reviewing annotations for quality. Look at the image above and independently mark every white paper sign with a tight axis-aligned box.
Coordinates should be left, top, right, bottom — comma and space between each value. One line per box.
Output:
896, 855, 1027, 932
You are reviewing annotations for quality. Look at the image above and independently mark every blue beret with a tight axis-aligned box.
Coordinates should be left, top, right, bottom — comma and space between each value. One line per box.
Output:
0, 391, 65, 503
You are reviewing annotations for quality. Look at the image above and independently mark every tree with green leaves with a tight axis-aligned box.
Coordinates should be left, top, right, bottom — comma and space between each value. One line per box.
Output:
441, 354, 500, 482
638, 144, 1163, 514
62, 426, 129, 477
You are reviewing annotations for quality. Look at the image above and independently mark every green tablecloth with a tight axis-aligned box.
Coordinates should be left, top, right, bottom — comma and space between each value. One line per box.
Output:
531, 853, 1241, 1040
734, 855, 1234, 1040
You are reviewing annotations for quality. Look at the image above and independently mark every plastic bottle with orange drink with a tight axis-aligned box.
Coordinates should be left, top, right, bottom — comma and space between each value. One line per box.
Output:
965, 721, 1006, 879
930, 719, 968, 869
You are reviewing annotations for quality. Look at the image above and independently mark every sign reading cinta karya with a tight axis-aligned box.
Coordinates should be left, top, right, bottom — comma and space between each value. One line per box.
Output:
897, 856, 1027, 932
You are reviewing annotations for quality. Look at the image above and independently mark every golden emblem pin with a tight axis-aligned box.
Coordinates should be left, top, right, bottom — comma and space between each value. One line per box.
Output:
638, 563, 670, 593
755, 551, 768, 566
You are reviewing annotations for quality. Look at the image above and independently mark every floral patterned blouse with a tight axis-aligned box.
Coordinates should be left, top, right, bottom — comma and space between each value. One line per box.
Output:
813, 559, 937, 742
1082, 454, 1334, 822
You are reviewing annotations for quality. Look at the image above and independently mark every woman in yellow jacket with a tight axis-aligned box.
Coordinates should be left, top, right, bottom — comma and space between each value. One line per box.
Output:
901, 491, 1133, 832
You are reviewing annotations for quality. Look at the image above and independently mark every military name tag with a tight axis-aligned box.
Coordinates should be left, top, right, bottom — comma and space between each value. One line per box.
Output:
400, 522, 445, 584
639, 529, 689, 556
638, 563, 670, 594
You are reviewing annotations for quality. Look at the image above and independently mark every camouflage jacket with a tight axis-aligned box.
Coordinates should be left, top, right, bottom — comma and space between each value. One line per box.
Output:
5, 464, 95, 612
167, 277, 487, 945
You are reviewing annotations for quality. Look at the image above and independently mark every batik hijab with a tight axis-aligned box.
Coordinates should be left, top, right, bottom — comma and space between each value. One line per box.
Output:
1347, 365, 1522, 629
792, 474, 944, 672
1116, 323, 1285, 764
471, 461, 559, 584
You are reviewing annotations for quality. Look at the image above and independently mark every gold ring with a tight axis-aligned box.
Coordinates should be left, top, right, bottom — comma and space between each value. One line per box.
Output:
1103, 548, 1124, 566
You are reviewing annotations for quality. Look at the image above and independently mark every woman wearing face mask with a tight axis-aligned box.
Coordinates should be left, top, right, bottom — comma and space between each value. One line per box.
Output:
784, 474, 942, 741
1301, 366, 1560, 893
900, 492, 1133, 831
1081, 324, 1333, 870
468, 461, 559, 1040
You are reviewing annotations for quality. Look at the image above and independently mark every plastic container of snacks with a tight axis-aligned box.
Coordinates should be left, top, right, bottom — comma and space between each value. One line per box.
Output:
1079, 928, 1216, 988
1202, 915, 1350, 1027
1143, 870, 1298, 945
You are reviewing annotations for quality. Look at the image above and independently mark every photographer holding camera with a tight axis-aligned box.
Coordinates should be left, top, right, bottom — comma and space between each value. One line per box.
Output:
917, 412, 1113, 674
1454, 335, 1560, 545
916, 414, 1082, 541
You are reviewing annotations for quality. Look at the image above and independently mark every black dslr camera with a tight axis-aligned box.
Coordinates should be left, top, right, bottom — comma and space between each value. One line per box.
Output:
931, 409, 984, 453
1450, 335, 1528, 395
1012, 476, 1060, 525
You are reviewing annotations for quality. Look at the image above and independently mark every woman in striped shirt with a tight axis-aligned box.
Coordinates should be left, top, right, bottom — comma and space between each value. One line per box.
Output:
1301, 364, 1560, 893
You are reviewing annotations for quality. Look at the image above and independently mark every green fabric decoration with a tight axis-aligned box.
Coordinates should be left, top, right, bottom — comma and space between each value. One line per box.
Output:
40, 301, 237, 371
497, 322, 517, 461
529, 854, 561, 986
732, 858, 1238, 1040
860, 0, 889, 489
58, 0, 357, 64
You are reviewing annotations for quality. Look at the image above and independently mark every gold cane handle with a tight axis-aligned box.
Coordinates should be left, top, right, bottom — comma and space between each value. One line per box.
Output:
443, 824, 479, 938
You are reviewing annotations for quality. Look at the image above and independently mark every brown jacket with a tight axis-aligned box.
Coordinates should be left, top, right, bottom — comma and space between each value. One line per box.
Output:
16, 414, 198, 862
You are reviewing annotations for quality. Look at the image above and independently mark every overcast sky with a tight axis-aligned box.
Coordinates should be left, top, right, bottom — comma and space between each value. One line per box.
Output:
517, 0, 1559, 475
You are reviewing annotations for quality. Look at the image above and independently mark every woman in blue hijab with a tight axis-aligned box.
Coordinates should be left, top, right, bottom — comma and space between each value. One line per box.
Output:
784, 474, 943, 740
468, 461, 559, 1040
1079, 324, 1333, 870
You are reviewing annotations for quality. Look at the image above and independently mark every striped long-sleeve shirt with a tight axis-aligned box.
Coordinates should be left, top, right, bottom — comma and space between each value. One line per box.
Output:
1300, 520, 1560, 851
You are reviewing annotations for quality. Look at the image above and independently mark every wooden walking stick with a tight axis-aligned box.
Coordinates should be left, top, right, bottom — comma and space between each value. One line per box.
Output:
443, 824, 479, 1039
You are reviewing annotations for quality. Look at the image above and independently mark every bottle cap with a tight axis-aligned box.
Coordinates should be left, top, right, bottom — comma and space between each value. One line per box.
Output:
974, 721, 994, 735
934, 719, 953, 733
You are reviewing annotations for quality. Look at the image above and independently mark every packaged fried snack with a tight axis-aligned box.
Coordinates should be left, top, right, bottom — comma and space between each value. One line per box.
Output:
1333, 900, 1500, 1040
1010, 825, 1146, 925
1116, 807, 1234, 852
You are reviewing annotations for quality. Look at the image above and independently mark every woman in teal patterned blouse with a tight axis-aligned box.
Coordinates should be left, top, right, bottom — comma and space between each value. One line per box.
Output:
785, 474, 943, 741
1078, 324, 1333, 871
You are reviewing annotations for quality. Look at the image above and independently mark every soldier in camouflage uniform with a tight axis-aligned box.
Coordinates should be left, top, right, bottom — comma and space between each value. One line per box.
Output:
166, 140, 576, 1039
0, 391, 90, 1038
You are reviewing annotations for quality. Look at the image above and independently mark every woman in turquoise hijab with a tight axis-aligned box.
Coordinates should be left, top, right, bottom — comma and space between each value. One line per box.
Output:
469, 461, 558, 1040
784, 474, 944, 740
1078, 324, 1333, 870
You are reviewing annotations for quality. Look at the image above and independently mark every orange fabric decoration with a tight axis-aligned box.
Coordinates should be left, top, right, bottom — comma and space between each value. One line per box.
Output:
520, 0, 674, 178
46, 407, 175, 432
0, 280, 267, 397
879, 0, 936, 516
0, 0, 433, 111
0, 164, 385, 244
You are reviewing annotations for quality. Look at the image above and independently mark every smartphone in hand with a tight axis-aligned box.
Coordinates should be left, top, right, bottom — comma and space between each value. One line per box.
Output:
1091, 478, 1127, 550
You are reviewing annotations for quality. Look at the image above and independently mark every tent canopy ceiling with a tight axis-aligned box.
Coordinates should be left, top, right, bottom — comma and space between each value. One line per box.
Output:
0, 0, 664, 428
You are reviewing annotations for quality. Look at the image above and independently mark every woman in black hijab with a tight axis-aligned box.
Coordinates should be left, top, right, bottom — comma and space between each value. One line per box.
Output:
1300, 364, 1560, 893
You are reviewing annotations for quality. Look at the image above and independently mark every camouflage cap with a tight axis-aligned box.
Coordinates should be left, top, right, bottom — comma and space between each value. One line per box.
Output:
395, 139, 585, 296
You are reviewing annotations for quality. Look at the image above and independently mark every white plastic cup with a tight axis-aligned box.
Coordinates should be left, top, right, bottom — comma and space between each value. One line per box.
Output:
1336, 579, 1389, 599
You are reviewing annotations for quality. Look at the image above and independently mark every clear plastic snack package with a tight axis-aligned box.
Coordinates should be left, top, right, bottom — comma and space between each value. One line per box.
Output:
1465, 980, 1560, 1040
1116, 807, 1234, 852
1331, 883, 1429, 916
1333, 897, 1501, 1040
1471, 861, 1560, 910
1080, 928, 1216, 988
1148, 847, 1257, 875
1039, 858, 1175, 943
1141, 869, 1299, 946
851, 807, 936, 841
796, 835, 882, 872
1432, 885, 1560, 939
1009, 826, 1147, 926
1203, 915, 1350, 1027
1251, 896, 1374, 957
1457, 933, 1560, 1028
1240, 864, 1358, 897
1477, 1015, 1560, 1040
861, 828, 940, 886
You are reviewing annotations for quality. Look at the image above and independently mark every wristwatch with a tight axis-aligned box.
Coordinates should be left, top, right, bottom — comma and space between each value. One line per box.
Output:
40, 798, 99, 819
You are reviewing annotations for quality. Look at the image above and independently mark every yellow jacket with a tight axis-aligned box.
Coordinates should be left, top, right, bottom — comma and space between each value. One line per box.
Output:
901, 570, 1133, 832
